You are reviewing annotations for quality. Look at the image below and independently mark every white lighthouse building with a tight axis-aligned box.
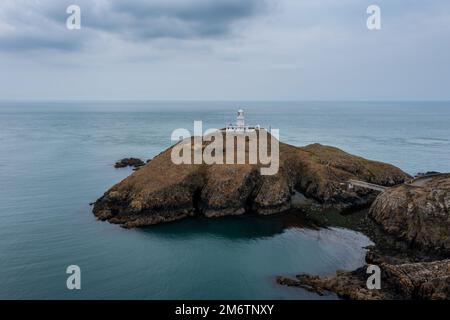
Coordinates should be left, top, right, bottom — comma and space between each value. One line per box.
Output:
226, 109, 260, 133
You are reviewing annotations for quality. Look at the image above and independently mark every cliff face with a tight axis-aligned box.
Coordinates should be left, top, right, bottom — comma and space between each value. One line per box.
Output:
370, 174, 450, 253
93, 131, 410, 228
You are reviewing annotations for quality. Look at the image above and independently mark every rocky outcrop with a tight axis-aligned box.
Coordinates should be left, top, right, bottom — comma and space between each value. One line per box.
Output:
277, 259, 450, 300
114, 158, 145, 169
370, 174, 450, 254
382, 259, 450, 299
277, 268, 390, 300
94, 130, 409, 228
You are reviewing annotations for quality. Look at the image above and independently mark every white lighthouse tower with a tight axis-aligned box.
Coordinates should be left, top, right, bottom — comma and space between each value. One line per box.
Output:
236, 109, 245, 130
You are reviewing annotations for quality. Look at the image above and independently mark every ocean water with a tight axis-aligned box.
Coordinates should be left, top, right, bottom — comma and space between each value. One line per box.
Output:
0, 101, 449, 299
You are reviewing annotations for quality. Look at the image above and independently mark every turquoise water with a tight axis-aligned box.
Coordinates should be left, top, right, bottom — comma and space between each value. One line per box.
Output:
0, 101, 449, 299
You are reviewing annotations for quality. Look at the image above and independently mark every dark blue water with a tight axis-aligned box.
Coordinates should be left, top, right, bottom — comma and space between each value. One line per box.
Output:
0, 101, 449, 299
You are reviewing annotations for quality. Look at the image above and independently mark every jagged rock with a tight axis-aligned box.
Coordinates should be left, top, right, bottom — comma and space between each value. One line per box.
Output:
94, 130, 409, 228
278, 259, 450, 300
114, 158, 145, 169
370, 174, 450, 254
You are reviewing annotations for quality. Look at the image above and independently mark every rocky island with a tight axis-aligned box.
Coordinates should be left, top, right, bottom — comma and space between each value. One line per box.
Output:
93, 130, 409, 227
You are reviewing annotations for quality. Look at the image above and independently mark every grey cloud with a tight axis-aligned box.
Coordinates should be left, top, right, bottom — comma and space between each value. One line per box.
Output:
0, 0, 267, 52
108, 0, 265, 38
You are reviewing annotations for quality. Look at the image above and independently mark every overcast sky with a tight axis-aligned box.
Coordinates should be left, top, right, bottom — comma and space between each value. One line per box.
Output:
0, 0, 449, 101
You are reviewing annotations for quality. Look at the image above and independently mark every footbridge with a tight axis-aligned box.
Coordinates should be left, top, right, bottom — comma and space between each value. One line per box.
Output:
345, 173, 447, 193
346, 179, 388, 192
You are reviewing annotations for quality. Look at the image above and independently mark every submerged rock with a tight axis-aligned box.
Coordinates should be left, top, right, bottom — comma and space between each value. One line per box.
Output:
370, 173, 450, 254
94, 130, 409, 228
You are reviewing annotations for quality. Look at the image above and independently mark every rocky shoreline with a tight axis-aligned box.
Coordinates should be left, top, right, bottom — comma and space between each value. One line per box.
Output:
277, 174, 450, 300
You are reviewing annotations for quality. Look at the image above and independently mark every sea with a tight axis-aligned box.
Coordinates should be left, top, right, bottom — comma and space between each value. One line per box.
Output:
0, 101, 449, 299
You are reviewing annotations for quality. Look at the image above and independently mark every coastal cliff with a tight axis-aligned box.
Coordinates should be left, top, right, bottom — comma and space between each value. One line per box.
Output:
370, 174, 450, 253
93, 131, 409, 227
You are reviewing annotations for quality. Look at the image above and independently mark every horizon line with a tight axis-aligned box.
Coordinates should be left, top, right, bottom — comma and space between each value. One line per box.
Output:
1, 99, 450, 103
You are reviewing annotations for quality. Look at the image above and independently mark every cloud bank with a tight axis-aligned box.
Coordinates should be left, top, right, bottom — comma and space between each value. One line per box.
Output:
0, 0, 449, 100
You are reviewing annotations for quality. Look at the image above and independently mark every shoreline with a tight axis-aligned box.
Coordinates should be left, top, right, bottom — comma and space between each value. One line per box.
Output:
95, 143, 448, 300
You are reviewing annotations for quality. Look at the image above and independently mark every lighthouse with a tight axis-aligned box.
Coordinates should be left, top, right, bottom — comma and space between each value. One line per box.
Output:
225, 109, 261, 133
